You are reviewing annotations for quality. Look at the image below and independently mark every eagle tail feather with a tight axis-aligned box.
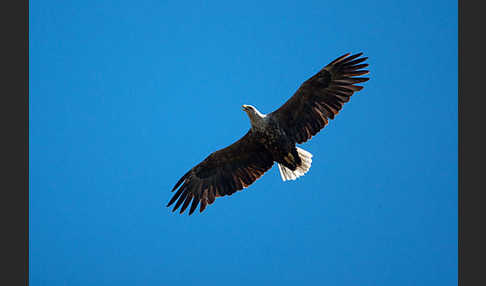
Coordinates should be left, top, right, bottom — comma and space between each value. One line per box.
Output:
277, 147, 313, 181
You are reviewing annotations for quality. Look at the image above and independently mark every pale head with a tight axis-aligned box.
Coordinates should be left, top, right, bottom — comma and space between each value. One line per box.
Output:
242, 104, 267, 129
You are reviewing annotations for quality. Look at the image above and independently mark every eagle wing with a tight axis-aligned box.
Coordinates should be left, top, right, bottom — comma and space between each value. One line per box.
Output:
167, 131, 274, 215
270, 52, 370, 144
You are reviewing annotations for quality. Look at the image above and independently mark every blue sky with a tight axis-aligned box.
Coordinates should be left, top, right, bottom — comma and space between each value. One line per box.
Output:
30, 0, 457, 285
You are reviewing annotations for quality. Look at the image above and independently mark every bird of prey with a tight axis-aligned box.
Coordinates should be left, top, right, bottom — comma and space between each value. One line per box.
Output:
167, 52, 369, 215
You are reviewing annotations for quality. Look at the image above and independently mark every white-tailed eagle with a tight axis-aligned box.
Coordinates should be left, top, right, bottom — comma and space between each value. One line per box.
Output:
167, 52, 370, 215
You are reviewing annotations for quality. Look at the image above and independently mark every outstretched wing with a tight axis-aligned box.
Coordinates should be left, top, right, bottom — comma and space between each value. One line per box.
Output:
270, 52, 370, 144
167, 131, 274, 215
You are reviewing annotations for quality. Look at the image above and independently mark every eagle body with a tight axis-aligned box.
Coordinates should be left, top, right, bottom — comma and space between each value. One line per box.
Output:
167, 52, 370, 215
248, 113, 303, 171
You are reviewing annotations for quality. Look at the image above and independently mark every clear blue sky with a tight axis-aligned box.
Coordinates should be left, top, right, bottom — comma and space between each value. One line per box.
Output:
30, 0, 457, 285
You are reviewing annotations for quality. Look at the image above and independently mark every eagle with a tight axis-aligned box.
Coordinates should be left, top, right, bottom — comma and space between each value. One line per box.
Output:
167, 52, 369, 215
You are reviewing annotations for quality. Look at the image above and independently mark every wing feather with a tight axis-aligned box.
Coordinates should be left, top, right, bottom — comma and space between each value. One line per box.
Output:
270, 52, 370, 143
167, 131, 274, 215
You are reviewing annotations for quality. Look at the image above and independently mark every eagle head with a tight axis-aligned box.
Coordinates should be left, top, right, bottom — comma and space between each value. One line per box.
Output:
242, 104, 261, 116
242, 105, 266, 127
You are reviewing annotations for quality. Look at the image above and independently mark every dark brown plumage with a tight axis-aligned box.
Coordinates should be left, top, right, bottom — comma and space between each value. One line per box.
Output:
167, 52, 369, 215
270, 52, 369, 144
167, 131, 274, 215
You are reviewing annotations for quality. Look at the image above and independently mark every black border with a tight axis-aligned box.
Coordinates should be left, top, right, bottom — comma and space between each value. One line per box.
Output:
3, 0, 28, 285
459, 1, 485, 285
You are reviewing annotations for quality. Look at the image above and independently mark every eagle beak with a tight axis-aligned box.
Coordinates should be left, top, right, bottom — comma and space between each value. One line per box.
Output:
242, 105, 248, 111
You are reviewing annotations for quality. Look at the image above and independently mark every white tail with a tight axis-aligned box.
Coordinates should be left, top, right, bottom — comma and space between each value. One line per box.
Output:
277, 147, 313, 181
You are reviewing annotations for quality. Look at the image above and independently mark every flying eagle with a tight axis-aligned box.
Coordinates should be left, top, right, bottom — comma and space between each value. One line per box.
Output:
167, 52, 369, 215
